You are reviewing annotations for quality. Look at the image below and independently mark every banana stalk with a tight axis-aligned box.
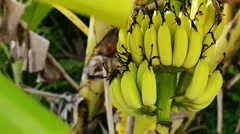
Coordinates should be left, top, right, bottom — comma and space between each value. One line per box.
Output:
155, 72, 177, 133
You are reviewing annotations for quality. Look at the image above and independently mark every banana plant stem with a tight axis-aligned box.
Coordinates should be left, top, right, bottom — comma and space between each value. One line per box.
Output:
155, 72, 177, 133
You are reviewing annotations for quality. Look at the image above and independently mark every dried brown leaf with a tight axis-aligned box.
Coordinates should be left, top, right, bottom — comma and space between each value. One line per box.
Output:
0, 0, 25, 42
36, 57, 62, 83
22, 31, 49, 72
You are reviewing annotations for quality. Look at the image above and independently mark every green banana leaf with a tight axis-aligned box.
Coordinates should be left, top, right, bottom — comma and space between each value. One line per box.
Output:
22, 1, 53, 30
35, 0, 134, 27
0, 73, 70, 134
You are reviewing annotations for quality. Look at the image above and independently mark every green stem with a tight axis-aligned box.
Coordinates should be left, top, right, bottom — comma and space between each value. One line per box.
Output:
155, 72, 177, 133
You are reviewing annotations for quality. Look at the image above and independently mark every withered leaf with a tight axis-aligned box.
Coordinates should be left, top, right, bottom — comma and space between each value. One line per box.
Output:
36, 56, 62, 83
22, 31, 49, 72
0, 0, 25, 42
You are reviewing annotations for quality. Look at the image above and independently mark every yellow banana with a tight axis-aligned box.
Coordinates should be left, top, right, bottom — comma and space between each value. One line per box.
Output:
185, 59, 209, 100
128, 16, 134, 31
141, 14, 150, 34
165, 10, 177, 43
109, 74, 129, 108
193, 70, 223, 104
128, 24, 144, 65
203, 0, 216, 35
171, 103, 187, 112
136, 9, 144, 24
179, 11, 191, 36
121, 62, 142, 108
183, 98, 213, 111
144, 24, 160, 66
152, 9, 162, 31
192, 0, 207, 28
212, 21, 224, 40
175, 71, 193, 96
183, 26, 203, 68
202, 33, 215, 63
109, 79, 143, 116
158, 22, 172, 66
172, 24, 188, 67
137, 60, 148, 90
165, 10, 176, 29
190, 0, 205, 20
117, 28, 128, 54
141, 64, 157, 106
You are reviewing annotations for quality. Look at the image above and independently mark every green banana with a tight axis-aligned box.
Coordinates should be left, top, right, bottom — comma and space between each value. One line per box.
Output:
137, 60, 148, 90
193, 70, 223, 104
183, 26, 203, 68
152, 9, 162, 31
117, 28, 128, 54
141, 64, 157, 106
185, 59, 209, 100
141, 14, 150, 34
121, 62, 142, 108
128, 24, 144, 65
172, 24, 188, 67
158, 22, 172, 66
175, 71, 193, 96
144, 24, 160, 66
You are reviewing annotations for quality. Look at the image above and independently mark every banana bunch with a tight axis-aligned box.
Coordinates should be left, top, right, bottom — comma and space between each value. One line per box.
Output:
109, 0, 226, 133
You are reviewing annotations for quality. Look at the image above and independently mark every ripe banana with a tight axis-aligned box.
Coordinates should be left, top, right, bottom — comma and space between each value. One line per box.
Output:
179, 11, 191, 36
185, 59, 209, 100
193, 70, 223, 104
212, 21, 224, 40
137, 60, 148, 90
136, 9, 144, 24
158, 22, 172, 66
141, 64, 157, 106
202, 33, 215, 63
183, 26, 203, 68
144, 24, 160, 66
175, 71, 193, 96
183, 98, 213, 111
172, 24, 188, 67
165, 10, 177, 43
141, 14, 150, 34
128, 16, 134, 31
109, 74, 129, 108
190, 0, 206, 21
117, 28, 128, 54
165, 10, 176, 29
127, 24, 144, 65
121, 62, 142, 108
203, 0, 216, 35
109, 75, 143, 116
192, 0, 207, 28
152, 9, 162, 30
